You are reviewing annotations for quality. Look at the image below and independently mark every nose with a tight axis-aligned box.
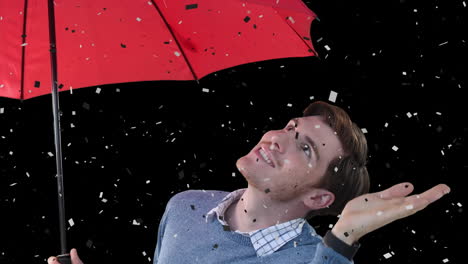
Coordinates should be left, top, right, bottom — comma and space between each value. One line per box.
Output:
264, 129, 292, 153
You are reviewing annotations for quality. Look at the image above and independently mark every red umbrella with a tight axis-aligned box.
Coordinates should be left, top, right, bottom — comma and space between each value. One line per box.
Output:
0, 0, 318, 261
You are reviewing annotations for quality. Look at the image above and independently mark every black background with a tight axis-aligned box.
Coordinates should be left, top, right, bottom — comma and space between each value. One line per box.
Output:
1, 0, 467, 263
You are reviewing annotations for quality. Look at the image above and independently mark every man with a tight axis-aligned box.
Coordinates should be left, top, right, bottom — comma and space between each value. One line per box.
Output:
48, 101, 450, 264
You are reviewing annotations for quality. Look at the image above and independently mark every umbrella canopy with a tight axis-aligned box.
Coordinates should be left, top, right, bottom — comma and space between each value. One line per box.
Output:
1, 0, 318, 100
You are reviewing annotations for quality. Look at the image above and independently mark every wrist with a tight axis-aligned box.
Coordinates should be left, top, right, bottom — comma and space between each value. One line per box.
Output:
331, 224, 359, 246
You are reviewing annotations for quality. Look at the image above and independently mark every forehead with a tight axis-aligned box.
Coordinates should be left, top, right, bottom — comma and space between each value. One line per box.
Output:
292, 115, 343, 152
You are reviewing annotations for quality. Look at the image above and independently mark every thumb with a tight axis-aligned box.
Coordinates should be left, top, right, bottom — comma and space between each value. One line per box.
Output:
47, 256, 60, 264
377, 182, 414, 199
70, 249, 84, 264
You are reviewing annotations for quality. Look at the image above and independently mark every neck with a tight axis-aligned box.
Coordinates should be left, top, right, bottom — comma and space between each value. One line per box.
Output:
225, 187, 306, 233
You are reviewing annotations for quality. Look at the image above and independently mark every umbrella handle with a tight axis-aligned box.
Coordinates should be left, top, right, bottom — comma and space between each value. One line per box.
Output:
57, 254, 71, 264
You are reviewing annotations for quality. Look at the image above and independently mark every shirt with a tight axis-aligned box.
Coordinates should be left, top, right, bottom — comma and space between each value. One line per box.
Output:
206, 188, 307, 257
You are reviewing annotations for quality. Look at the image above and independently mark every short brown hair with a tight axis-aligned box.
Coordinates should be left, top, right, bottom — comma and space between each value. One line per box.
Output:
302, 101, 370, 219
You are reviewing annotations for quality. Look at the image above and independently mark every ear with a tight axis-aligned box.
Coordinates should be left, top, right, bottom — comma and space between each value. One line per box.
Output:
302, 189, 335, 210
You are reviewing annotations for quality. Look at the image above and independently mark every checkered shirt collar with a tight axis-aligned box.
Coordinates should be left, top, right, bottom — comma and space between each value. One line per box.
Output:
206, 188, 307, 257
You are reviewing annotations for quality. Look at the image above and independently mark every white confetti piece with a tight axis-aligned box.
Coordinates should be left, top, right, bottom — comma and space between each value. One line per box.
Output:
21, 43, 28, 46
392, 146, 399, 151
68, 218, 75, 227
48, 152, 54, 157
384, 122, 388, 127
99, 192, 103, 198
263, 178, 270, 182
441, 150, 445, 156
324, 45, 331, 51
377, 211, 383, 216
10, 183, 17, 186
407, 112, 412, 118
309, 96, 314, 100
411, 230, 416, 234
26, 172, 30, 177
101, 198, 107, 203
361, 128, 368, 134
132, 220, 140, 226
0, 108, 4, 114
287, 103, 292, 107
202, 88, 209, 93
328, 90, 338, 102
438, 41, 448, 46
136, 17, 142, 22
405, 204, 414, 210
383, 252, 392, 259
328, 224, 334, 228
436, 112, 442, 115
334, 167, 338, 172
464, 1, 466, 8
315, 125, 321, 128
308, 163, 313, 168
72, 111, 76, 115
173, 233, 178, 238
174, 51, 181, 57
146, 180, 150, 184
443, 258, 449, 263
96, 87, 101, 94
232, 172, 236, 177
457, 202, 462, 207
142, 251, 147, 256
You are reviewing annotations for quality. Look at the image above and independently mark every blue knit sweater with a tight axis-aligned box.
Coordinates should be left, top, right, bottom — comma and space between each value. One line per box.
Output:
153, 190, 354, 264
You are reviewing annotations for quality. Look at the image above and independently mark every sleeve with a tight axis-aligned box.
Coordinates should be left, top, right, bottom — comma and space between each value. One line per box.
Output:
308, 231, 360, 264
153, 201, 171, 264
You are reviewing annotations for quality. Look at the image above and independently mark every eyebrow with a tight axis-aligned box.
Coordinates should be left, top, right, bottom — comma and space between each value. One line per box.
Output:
292, 118, 321, 161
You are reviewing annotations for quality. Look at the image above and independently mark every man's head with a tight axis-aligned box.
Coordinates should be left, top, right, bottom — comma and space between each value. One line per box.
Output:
236, 101, 370, 219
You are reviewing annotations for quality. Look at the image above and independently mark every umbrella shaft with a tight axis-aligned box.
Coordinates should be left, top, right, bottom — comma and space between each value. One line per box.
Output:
48, 0, 67, 255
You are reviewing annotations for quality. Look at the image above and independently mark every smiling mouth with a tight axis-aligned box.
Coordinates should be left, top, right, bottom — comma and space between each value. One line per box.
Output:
256, 148, 275, 168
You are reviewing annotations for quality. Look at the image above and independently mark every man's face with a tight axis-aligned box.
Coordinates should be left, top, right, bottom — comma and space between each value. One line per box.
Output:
236, 115, 344, 202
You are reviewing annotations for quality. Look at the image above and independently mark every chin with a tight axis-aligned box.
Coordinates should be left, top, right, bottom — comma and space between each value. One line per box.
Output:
236, 156, 269, 190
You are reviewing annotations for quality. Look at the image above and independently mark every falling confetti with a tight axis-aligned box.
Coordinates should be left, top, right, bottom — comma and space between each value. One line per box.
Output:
328, 91, 338, 103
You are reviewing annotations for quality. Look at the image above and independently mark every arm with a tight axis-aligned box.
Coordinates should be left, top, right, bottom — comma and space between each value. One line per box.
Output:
153, 201, 171, 264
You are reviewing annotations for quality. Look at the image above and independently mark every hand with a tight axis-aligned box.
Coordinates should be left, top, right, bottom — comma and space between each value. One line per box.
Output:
332, 182, 450, 245
47, 249, 84, 264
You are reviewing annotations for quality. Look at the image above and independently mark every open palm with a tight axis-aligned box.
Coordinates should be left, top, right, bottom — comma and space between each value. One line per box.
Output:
332, 182, 450, 244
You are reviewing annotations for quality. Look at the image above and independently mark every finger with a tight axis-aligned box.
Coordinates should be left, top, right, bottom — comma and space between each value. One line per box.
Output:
375, 182, 414, 200
393, 184, 451, 220
406, 184, 451, 204
47, 256, 60, 264
70, 248, 84, 264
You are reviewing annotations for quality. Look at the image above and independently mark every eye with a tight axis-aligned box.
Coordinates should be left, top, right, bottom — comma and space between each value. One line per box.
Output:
302, 144, 312, 157
286, 124, 295, 131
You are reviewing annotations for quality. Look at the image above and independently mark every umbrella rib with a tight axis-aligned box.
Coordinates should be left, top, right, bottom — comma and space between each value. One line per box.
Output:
149, 0, 199, 80
20, 0, 30, 101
